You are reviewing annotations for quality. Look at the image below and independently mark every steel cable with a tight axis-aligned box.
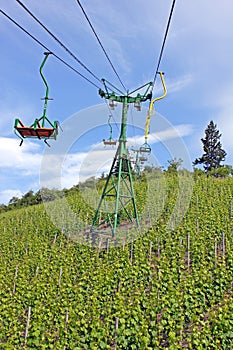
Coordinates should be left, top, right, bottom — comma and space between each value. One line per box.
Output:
152, 0, 177, 90
76, 0, 127, 93
15, 0, 103, 86
0, 9, 101, 89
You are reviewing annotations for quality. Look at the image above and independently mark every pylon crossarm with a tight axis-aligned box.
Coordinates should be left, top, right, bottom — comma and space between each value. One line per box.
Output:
99, 80, 153, 104
101, 78, 125, 95
128, 81, 153, 97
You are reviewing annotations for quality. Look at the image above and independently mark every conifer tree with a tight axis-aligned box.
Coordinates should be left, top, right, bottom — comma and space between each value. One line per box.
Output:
193, 120, 226, 172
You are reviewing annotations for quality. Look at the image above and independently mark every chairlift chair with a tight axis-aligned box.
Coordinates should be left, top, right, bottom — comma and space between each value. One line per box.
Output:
103, 115, 117, 146
139, 156, 147, 162
14, 118, 58, 146
103, 137, 117, 146
139, 142, 151, 154
14, 52, 59, 146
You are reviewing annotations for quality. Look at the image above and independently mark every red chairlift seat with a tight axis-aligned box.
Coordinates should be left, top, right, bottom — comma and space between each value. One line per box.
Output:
14, 118, 58, 145
103, 138, 117, 146
139, 156, 147, 162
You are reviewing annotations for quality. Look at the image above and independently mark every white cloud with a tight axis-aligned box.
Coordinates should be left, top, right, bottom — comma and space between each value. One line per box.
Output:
58, 124, 193, 188
0, 137, 44, 203
166, 75, 193, 95
127, 123, 193, 146
143, 74, 193, 99
39, 142, 116, 190
0, 137, 42, 175
0, 189, 23, 205
61, 147, 115, 188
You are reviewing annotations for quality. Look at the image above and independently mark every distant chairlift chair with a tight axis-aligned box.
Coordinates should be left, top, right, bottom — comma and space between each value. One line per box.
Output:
103, 115, 117, 146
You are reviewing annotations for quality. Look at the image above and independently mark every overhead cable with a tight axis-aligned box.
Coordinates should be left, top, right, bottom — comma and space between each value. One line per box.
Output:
15, 0, 102, 86
152, 0, 177, 90
0, 9, 101, 89
76, 0, 127, 93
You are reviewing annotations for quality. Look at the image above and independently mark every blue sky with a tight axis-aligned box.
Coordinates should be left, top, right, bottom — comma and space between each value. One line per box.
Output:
0, 0, 233, 204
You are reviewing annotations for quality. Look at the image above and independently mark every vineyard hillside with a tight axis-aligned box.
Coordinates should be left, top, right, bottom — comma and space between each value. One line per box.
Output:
0, 175, 232, 349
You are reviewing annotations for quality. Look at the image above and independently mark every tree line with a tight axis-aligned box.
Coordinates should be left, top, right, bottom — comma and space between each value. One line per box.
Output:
1, 120, 231, 214
0, 187, 72, 214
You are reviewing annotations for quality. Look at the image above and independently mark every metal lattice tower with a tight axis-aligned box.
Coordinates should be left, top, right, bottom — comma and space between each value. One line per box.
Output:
91, 80, 153, 237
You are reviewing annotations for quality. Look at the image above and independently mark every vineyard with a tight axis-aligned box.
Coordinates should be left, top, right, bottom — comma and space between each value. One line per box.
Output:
0, 175, 233, 349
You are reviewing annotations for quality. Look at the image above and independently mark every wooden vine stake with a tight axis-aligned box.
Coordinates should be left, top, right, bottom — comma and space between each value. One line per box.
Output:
35, 266, 39, 278
13, 265, 18, 294
97, 237, 102, 258
112, 317, 119, 350
106, 238, 110, 255
24, 306, 31, 347
149, 241, 152, 262
63, 311, 69, 350
214, 237, 217, 267
130, 240, 133, 264
65, 311, 69, 332
157, 238, 160, 258
122, 236, 126, 251
187, 234, 190, 270
52, 233, 57, 245
58, 267, 63, 287
222, 232, 225, 258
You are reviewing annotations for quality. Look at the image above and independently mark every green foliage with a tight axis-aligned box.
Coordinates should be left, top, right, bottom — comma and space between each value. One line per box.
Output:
208, 165, 233, 178
166, 158, 183, 174
4, 188, 66, 212
193, 120, 227, 173
0, 176, 232, 348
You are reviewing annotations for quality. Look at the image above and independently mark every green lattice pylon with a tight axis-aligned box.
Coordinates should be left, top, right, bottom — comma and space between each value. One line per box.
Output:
91, 80, 153, 237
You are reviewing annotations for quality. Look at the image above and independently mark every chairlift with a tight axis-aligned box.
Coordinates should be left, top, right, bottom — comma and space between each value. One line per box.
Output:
139, 156, 147, 162
14, 52, 59, 146
103, 137, 117, 146
139, 142, 151, 154
103, 115, 117, 146
14, 119, 58, 147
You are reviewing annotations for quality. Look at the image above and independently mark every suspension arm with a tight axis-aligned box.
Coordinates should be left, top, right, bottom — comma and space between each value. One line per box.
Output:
40, 52, 51, 126
144, 72, 167, 141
